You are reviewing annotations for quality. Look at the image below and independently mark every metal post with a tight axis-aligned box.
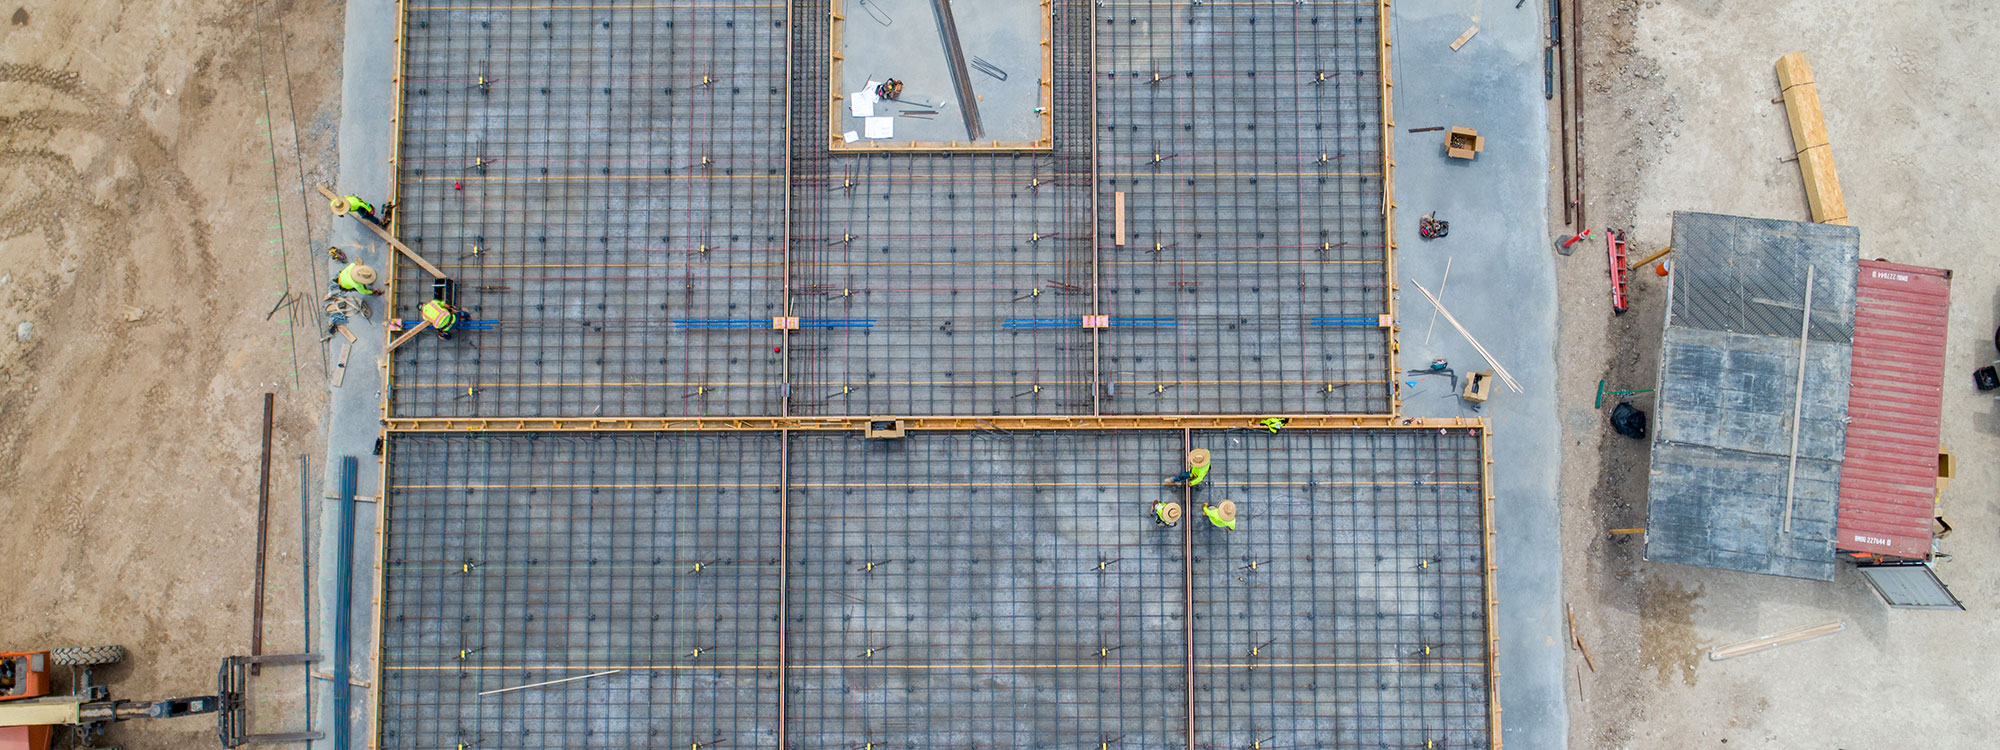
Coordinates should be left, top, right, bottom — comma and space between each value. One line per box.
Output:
251, 393, 274, 673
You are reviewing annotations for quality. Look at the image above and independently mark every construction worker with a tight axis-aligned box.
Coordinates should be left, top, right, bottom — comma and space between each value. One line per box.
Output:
336, 263, 379, 295
420, 298, 461, 340
1151, 500, 1182, 527
330, 194, 393, 227
1201, 500, 1238, 531
1165, 448, 1211, 487
1258, 417, 1289, 433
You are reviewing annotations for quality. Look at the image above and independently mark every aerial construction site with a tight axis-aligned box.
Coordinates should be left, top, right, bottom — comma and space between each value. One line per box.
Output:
0, 2, 1994, 750
371, 1, 1499, 748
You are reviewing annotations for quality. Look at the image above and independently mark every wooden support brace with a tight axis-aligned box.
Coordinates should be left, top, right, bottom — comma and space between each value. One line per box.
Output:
386, 319, 433, 353
1082, 315, 1109, 329
773, 317, 800, 330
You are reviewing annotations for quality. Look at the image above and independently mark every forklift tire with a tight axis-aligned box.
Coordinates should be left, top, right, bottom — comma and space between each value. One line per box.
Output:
50, 645, 125, 666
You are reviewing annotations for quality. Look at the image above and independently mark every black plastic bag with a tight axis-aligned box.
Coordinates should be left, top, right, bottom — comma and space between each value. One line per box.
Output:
1610, 402, 1648, 440
1975, 365, 1999, 392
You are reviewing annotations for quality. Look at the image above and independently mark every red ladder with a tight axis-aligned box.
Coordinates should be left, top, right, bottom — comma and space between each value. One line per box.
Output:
1607, 229, 1630, 313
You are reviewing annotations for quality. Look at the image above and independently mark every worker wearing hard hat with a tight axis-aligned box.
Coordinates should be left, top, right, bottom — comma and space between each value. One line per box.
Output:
420, 298, 462, 340
1152, 500, 1182, 527
336, 263, 379, 295
1165, 448, 1211, 487
1201, 500, 1238, 531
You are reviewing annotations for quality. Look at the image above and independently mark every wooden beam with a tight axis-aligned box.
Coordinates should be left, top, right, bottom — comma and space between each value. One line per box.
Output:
332, 341, 352, 388
1450, 25, 1480, 51
1708, 622, 1843, 661
386, 319, 432, 353
1776, 53, 1849, 225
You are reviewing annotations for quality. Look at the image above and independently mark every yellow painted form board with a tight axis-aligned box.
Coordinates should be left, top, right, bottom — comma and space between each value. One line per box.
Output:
1776, 52, 1848, 225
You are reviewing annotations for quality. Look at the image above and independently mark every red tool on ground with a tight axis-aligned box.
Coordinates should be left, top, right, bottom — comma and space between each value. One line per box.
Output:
1560, 228, 1595, 249
1607, 229, 1631, 313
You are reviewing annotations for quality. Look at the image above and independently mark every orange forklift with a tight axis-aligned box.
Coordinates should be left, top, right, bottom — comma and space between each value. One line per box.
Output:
0, 646, 319, 749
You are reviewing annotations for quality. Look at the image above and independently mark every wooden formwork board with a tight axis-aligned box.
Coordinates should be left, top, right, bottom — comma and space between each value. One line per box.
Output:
1379, 0, 1402, 415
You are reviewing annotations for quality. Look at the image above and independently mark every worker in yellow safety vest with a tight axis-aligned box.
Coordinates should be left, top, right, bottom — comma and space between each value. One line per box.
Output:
1151, 500, 1182, 527
329, 194, 393, 227
1165, 448, 1211, 488
420, 298, 461, 340
1201, 500, 1238, 531
336, 263, 379, 295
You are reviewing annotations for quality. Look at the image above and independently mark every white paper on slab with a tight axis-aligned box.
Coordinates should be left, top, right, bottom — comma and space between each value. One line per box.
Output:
843, 131, 860, 143
849, 95, 874, 118
864, 117, 894, 139
863, 81, 881, 102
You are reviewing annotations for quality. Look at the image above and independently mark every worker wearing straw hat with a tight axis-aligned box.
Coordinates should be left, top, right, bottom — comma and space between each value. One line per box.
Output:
1165, 448, 1211, 487
336, 262, 380, 295
329, 193, 393, 228
1201, 500, 1238, 531
1151, 500, 1182, 527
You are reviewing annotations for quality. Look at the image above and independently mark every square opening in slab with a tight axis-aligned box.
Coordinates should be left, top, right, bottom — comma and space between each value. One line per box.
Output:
829, 0, 1053, 151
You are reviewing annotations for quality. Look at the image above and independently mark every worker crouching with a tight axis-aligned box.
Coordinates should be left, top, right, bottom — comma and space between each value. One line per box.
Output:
336, 263, 379, 295
1201, 500, 1238, 531
421, 298, 464, 340
1151, 500, 1182, 527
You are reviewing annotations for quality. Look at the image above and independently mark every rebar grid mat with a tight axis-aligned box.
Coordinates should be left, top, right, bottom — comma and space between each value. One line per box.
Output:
379, 430, 1490, 750
1191, 430, 1489, 747
392, 4, 791, 418
1095, 2, 1392, 415
386, 0, 1392, 420
786, 0, 1097, 415
379, 433, 784, 748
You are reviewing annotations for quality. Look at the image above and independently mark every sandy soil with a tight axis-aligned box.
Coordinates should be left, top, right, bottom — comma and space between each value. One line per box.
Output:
1556, 1, 2000, 748
0, 0, 341, 745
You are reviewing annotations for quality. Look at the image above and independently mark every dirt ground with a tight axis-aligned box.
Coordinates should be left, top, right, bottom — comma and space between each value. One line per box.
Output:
0, 0, 340, 745
1556, 1, 2000, 748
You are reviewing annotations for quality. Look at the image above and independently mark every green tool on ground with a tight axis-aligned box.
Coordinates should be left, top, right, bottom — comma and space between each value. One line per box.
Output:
1595, 379, 1655, 409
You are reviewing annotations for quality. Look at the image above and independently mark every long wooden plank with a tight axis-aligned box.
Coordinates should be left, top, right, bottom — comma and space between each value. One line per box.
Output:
1708, 622, 1843, 661
385, 319, 432, 353
334, 340, 354, 388
1114, 191, 1127, 246
1776, 52, 1849, 225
